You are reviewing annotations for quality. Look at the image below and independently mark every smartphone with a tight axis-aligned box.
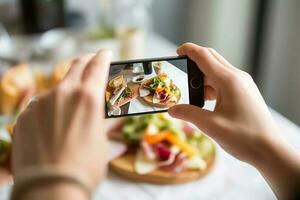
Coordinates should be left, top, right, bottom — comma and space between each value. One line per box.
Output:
105, 56, 204, 118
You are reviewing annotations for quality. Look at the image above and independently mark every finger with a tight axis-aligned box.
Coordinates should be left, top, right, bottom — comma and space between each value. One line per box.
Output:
177, 43, 225, 78
204, 85, 217, 100
22, 92, 46, 114
63, 53, 95, 85
204, 76, 214, 86
168, 104, 216, 134
18, 88, 35, 113
82, 50, 112, 91
207, 48, 236, 70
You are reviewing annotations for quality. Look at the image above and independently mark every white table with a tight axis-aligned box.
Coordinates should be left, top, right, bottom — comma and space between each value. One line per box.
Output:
1, 33, 300, 200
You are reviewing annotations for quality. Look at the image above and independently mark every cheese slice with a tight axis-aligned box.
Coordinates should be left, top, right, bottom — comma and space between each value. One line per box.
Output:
134, 149, 158, 175
139, 88, 150, 97
185, 156, 207, 170
152, 93, 161, 104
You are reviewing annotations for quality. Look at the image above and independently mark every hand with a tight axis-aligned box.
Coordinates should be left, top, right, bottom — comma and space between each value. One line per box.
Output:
169, 43, 278, 164
168, 43, 300, 199
13, 50, 112, 193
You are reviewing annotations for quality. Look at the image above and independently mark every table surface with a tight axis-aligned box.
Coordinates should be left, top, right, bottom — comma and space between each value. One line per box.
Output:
1, 33, 300, 200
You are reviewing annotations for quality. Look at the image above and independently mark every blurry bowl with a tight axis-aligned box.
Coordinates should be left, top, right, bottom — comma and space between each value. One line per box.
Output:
132, 75, 145, 83
33, 29, 76, 59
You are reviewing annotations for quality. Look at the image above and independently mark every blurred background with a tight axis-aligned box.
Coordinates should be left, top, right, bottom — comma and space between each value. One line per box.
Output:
0, 0, 299, 125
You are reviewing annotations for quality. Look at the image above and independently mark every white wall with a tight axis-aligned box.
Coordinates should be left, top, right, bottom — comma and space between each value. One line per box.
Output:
259, 1, 300, 125
152, 0, 186, 44
184, 0, 300, 125
185, 0, 257, 71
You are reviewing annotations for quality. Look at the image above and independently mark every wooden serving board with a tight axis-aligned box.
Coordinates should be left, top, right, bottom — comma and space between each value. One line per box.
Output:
142, 95, 179, 108
139, 80, 181, 108
110, 152, 215, 184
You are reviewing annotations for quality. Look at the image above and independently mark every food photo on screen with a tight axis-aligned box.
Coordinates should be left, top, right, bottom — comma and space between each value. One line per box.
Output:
105, 59, 189, 117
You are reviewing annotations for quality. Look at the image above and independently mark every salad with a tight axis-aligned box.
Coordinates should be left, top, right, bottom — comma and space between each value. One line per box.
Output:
139, 72, 181, 106
112, 114, 215, 175
0, 139, 10, 169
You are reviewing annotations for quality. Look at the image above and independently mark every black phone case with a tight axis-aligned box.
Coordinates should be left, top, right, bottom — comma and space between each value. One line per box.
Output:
105, 56, 204, 118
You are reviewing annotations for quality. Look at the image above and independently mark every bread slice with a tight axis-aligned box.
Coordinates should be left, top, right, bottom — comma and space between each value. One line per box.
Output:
0, 64, 34, 115
106, 83, 140, 108
115, 84, 139, 107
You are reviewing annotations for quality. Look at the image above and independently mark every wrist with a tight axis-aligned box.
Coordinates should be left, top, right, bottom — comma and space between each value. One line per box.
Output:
244, 122, 282, 168
252, 129, 298, 170
250, 133, 278, 169
251, 129, 300, 199
11, 166, 93, 200
21, 182, 88, 200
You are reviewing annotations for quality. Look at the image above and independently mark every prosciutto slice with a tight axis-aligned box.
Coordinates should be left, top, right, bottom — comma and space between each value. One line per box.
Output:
160, 153, 188, 174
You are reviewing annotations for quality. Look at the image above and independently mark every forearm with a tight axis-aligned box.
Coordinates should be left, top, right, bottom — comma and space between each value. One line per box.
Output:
255, 135, 300, 200
17, 183, 88, 200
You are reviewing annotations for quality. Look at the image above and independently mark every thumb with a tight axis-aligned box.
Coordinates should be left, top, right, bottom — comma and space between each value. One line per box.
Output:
168, 104, 216, 133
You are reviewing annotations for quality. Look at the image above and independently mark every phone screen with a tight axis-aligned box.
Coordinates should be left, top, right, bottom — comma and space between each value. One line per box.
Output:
105, 57, 191, 118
